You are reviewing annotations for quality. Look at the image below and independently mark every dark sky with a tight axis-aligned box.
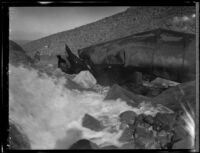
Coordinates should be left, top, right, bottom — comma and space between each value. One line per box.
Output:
9, 7, 129, 41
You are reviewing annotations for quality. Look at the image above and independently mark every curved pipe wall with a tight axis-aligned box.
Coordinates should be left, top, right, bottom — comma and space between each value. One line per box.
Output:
79, 29, 196, 83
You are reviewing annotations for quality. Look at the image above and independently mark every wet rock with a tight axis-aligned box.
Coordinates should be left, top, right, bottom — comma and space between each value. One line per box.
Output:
101, 145, 119, 149
151, 77, 180, 88
56, 55, 72, 74
156, 130, 173, 149
153, 81, 196, 113
121, 141, 135, 149
153, 113, 176, 131
123, 83, 149, 96
72, 71, 97, 88
134, 139, 146, 149
105, 84, 151, 107
9, 122, 31, 149
82, 114, 104, 131
143, 115, 154, 125
145, 86, 166, 97
118, 128, 133, 142
69, 139, 99, 149
128, 71, 143, 85
172, 136, 193, 149
65, 44, 90, 74
119, 111, 137, 125
173, 125, 189, 142
135, 124, 153, 139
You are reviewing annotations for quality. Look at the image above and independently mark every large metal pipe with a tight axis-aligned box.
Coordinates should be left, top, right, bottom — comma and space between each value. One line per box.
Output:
78, 28, 196, 83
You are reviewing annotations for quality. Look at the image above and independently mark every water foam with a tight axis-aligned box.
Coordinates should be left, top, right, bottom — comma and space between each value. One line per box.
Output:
9, 64, 174, 149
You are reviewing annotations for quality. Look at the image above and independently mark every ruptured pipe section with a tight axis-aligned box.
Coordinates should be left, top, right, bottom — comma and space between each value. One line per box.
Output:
78, 29, 196, 83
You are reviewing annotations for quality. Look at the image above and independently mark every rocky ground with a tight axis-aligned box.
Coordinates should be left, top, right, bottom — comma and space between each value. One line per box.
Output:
8, 41, 197, 150
22, 6, 195, 57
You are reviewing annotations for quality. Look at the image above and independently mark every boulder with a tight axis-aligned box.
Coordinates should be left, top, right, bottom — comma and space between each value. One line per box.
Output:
119, 111, 137, 125
9, 122, 31, 149
151, 77, 180, 88
105, 84, 151, 107
153, 113, 177, 131
101, 145, 119, 149
72, 71, 97, 89
69, 139, 99, 149
82, 114, 104, 131
122, 83, 149, 96
172, 136, 193, 149
152, 81, 196, 113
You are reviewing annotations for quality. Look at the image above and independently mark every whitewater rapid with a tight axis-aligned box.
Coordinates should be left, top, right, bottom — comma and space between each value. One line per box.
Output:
9, 64, 174, 149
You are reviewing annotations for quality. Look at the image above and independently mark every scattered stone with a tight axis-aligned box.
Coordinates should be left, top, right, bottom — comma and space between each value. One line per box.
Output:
173, 125, 189, 142
82, 114, 104, 131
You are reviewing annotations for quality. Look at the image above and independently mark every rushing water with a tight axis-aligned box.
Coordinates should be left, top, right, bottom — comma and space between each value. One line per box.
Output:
9, 64, 175, 149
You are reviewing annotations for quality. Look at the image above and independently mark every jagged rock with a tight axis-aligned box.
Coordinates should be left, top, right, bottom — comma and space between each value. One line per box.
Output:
69, 139, 99, 149
56, 55, 72, 74
119, 111, 137, 125
72, 71, 97, 89
82, 114, 104, 131
105, 84, 151, 107
122, 83, 149, 96
65, 45, 90, 74
172, 136, 193, 149
152, 81, 196, 113
151, 77, 180, 88
173, 125, 189, 143
9, 122, 31, 149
